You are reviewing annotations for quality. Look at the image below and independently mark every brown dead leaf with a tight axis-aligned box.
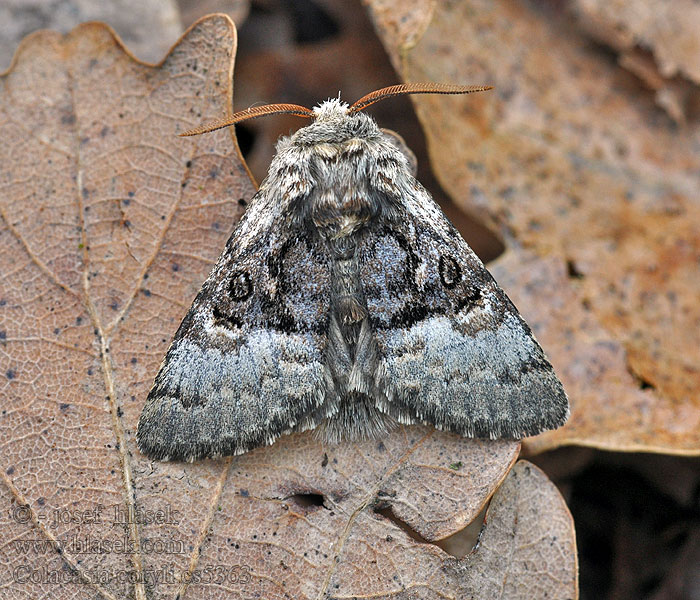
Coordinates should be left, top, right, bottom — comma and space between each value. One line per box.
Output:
457, 460, 578, 599
365, 0, 700, 455
572, 0, 700, 84
571, 0, 700, 123
0, 13, 575, 600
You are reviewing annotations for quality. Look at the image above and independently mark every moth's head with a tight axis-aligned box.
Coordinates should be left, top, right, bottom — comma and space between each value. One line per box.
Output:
179, 84, 493, 144
288, 98, 377, 145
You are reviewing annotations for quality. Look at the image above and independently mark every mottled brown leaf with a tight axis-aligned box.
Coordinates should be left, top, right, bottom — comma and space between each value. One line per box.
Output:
452, 460, 578, 599
572, 0, 700, 123
572, 0, 700, 84
292, 459, 578, 599
365, 0, 700, 455
0, 13, 575, 600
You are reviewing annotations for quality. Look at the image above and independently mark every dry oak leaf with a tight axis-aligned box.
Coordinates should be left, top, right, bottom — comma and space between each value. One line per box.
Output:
364, 0, 700, 455
571, 0, 700, 123
572, 0, 700, 84
0, 14, 576, 600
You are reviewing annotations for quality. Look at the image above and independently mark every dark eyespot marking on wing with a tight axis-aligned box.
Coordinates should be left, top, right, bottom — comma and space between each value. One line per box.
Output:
439, 255, 462, 289
229, 270, 252, 301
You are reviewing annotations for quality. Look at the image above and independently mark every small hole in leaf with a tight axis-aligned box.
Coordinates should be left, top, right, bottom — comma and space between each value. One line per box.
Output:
635, 376, 656, 390
566, 259, 585, 279
627, 364, 657, 391
289, 493, 325, 508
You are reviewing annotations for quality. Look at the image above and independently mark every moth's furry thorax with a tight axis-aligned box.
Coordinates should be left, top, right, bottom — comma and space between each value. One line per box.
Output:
262, 99, 411, 242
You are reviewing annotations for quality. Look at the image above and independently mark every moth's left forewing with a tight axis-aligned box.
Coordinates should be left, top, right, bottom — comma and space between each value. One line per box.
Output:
359, 180, 569, 439
138, 176, 335, 461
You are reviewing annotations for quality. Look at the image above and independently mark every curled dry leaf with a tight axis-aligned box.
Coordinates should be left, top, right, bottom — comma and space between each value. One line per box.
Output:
571, 0, 700, 123
365, 0, 700, 455
453, 460, 578, 599
0, 13, 575, 600
572, 0, 700, 84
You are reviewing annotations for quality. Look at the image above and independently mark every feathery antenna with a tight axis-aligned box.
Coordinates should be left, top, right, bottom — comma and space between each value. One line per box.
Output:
349, 83, 492, 113
179, 104, 314, 136
179, 84, 492, 136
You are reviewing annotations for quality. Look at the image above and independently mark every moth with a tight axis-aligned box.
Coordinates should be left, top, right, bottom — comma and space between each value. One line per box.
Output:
137, 84, 569, 462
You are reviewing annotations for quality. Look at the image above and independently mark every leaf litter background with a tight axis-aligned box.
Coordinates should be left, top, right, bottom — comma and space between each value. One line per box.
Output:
0, 1, 698, 599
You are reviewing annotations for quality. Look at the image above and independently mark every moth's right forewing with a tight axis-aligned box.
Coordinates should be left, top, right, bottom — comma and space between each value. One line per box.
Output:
359, 184, 569, 439
137, 187, 334, 461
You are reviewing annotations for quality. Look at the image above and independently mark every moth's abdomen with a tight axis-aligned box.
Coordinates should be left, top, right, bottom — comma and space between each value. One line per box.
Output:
321, 224, 393, 440
297, 150, 397, 438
